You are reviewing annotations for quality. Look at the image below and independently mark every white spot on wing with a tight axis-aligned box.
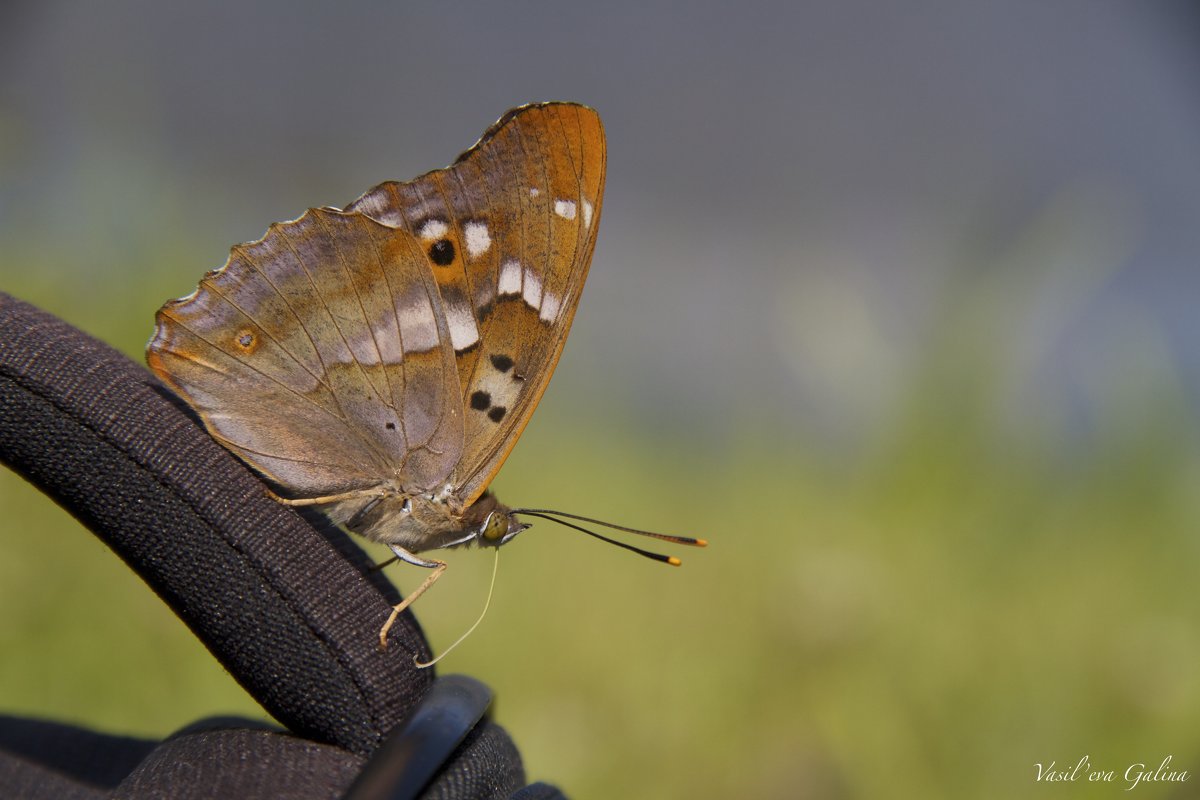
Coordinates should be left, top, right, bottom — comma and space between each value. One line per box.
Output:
554, 199, 577, 220
582, 199, 594, 229
539, 291, 562, 323
498, 259, 523, 296
418, 219, 449, 240
345, 327, 403, 365
398, 295, 440, 352
464, 221, 491, 259
475, 372, 520, 411
522, 268, 543, 309
529, 187, 540, 198
446, 302, 479, 351
377, 333, 404, 363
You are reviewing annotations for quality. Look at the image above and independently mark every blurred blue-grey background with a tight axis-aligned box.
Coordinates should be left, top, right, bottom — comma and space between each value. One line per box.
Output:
3, 2, 1200, 798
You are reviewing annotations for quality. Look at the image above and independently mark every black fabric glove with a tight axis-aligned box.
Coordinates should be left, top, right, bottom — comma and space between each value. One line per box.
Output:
0, 292, 564, 800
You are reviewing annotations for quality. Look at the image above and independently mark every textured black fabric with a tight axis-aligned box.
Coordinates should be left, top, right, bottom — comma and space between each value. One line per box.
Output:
509, 785, 571, 800
0, 292, 551, 798
114, 724, 365, 799
0, 291, 431, 752
0, 715, 155, 799
422, 723, 527, 800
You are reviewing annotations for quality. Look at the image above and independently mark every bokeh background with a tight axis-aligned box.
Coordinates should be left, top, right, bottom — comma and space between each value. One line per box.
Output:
3, 2, 1200, 798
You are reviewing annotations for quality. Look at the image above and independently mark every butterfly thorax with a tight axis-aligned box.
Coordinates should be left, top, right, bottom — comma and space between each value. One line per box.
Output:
332, 488, 527, 554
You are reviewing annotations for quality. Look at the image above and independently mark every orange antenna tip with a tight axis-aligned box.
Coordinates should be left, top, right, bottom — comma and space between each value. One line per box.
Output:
667, 556, 682, 567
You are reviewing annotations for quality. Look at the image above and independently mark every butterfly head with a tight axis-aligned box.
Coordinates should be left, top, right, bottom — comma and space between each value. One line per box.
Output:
478, 507, 529, 548
462, 491, 529, 549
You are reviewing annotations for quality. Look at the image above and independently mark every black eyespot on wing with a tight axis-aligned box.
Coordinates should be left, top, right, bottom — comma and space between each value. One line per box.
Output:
385, 422, 396, 430
488, 406, 507, 423
429, 239, 455, 266
490, 354, 514, 372
470, 390, 491, 410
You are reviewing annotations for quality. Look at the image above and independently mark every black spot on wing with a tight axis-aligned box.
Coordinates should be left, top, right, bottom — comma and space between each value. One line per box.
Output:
468, 386, 510, 425
429, 239, 455, 266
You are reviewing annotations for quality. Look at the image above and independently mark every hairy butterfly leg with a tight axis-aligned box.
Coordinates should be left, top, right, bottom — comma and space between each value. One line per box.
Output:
378, 545, 448, 651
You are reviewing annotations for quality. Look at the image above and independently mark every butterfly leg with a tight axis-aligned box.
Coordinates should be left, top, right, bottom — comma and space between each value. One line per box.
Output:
264, 486, 386, 507
378, 545, 447, 651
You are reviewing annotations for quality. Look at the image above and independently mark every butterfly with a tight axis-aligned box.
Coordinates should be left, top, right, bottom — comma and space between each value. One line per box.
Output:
146, 102, 704, 659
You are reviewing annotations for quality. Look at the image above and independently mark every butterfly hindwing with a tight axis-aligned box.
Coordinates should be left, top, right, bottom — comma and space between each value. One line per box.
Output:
147, 208, 465, 497
346, 102, 606, 504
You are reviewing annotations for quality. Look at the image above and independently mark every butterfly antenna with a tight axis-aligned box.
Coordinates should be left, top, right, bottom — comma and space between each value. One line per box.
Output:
512, 509, 707, 566
414, 547, 501, 669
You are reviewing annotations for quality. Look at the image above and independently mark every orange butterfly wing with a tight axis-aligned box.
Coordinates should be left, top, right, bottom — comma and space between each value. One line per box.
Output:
346, 102, 606, 505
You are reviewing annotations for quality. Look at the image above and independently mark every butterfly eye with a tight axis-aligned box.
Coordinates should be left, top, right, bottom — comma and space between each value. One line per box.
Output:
481, 510, 509, 542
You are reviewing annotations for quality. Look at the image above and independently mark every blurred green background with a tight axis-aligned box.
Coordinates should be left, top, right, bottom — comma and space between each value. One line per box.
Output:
4, 2, 1200, 798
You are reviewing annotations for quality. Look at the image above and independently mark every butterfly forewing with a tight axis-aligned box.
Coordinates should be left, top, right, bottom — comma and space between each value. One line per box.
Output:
147, 208, 465, 497
346, 102, 606, 505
